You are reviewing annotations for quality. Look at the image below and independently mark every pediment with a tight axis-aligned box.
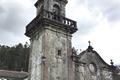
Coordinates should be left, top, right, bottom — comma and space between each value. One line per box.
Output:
78, 48, 111, 69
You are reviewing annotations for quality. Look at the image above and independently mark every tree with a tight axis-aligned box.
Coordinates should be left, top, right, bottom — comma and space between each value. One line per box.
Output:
0, 43, 30, 72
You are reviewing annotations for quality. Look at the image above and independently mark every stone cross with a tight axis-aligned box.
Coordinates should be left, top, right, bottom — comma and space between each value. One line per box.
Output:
88, 41, 91, 46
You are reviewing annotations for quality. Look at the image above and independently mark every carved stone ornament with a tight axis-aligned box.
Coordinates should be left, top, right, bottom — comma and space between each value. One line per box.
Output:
88, 63, 97, 75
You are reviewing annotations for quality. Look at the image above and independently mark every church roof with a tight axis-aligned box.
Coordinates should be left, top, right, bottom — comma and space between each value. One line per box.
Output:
0, 70, 28, 79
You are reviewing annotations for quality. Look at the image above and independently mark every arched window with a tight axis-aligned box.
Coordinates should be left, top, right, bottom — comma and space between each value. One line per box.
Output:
53, 4, 60, 15
52, 4, 61, 21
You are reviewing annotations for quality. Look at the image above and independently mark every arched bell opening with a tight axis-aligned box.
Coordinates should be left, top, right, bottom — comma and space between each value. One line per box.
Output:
53, 4, 61, 15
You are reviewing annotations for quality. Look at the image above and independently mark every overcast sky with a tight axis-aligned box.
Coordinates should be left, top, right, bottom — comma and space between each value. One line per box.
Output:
0, 0, 120, 65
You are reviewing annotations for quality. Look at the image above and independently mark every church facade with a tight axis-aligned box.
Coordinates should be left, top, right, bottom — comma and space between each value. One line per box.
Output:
72, 44, 120, 80
25, 0, 120, 80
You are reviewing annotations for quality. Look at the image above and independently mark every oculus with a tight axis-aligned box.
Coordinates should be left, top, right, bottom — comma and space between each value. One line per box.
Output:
89, 63, 97, 75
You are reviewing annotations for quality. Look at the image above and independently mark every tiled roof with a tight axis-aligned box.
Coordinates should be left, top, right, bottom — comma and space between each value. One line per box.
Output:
0, 70, 28, 79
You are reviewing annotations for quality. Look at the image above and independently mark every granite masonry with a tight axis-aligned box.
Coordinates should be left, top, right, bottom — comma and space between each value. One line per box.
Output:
25, 0, 120, 80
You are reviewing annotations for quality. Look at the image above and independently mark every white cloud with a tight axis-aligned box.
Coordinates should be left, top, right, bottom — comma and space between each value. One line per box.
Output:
82, 21, 120, 64
0, 0, 36, 46
66, 0, 120, 64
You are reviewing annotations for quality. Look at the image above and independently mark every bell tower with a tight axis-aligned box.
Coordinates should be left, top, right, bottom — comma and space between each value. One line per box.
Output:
35, 0, 67, 16
25, 0, 77, 80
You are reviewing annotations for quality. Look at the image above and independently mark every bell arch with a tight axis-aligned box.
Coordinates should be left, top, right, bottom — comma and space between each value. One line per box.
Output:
53, 4, 61, 15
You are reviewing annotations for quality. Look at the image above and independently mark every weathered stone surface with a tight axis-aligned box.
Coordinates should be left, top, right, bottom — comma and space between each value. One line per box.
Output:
25, 0, 120, 80
26, 0, 77, 80
35, 0, 67, 16
73, 45, 120, 80
29, 33, 43, 80
28, 23, 74, 80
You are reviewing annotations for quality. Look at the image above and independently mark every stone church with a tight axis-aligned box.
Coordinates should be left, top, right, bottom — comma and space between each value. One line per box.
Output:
24, 0, 120, 80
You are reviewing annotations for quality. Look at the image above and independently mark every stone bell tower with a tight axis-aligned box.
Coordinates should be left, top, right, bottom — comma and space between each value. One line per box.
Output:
25, 0, 77, 80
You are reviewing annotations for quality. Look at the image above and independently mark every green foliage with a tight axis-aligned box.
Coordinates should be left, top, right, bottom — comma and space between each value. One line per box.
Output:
0, 42, 30, 72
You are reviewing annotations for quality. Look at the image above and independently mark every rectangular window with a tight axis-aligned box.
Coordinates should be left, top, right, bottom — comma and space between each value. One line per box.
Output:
58, 50, 61, 56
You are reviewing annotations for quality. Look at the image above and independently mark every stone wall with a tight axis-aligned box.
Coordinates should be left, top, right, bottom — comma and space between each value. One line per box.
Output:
74, 47, 115, 80
29, 24, 73, 80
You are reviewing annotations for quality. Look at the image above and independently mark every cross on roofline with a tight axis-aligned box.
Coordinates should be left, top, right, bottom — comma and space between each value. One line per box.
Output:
88, 41, 91, 46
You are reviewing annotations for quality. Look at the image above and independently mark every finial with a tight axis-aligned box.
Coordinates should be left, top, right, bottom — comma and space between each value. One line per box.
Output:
88, 41, 91, 46
110, 59, 114, 66
87, 41, 93, 51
